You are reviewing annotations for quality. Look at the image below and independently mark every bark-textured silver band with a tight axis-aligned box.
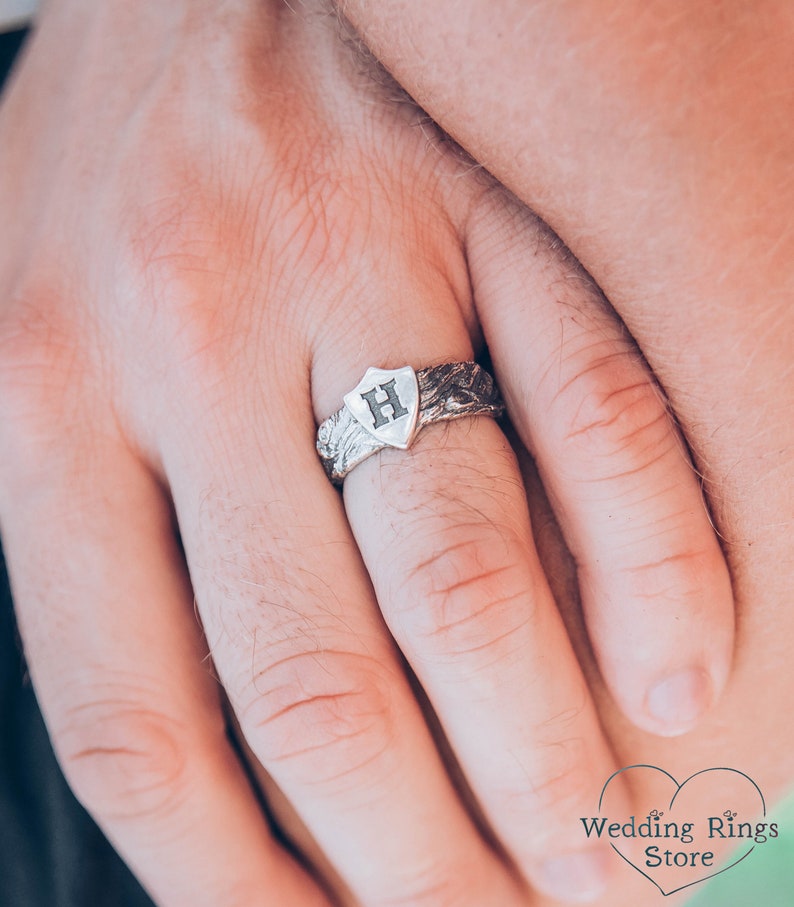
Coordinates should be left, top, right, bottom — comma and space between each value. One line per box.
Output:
316, 362, 504, 485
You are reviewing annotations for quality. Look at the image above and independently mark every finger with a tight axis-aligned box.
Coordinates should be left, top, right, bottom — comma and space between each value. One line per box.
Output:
348, 416, 626, 902
466, 194, 734, 737
0, 434, 330, 907
231, 730, 362, 907
309, 301, 625, 900
162, 363, 530, 907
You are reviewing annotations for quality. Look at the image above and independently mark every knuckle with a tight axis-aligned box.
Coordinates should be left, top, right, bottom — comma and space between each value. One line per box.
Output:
618, 544, 726, 603
0, 290, 90, 476
124, 177, 348, 404
53, 694, 191, 824
239, 648, 397, 790
376, 872, 484, 907
546, 348, 674, 466
123, 195, 248, 389
0, 299, 70, 419
511, 737, 594, 856
526, 753, 592, 820
397, 529, 532, 663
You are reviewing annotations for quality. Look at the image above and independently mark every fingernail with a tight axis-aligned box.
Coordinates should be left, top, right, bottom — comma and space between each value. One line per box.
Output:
536, 849, 610, 902
646, 667, 713, 735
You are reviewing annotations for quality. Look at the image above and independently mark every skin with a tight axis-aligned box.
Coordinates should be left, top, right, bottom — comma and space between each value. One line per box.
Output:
332, 0, 794, 901
0, 0, 754, 904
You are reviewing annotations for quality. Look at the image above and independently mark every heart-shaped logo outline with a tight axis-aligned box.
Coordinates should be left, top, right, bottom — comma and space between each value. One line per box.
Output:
598, 764, 766, 897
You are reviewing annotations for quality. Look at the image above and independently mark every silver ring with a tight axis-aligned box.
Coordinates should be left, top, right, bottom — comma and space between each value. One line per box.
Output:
316, 362, 504, 485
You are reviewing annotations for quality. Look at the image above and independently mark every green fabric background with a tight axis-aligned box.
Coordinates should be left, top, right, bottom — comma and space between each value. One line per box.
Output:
686, 792, 794, 906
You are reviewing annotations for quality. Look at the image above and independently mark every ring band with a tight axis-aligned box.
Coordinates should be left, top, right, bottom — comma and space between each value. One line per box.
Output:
316, 362, 504, 485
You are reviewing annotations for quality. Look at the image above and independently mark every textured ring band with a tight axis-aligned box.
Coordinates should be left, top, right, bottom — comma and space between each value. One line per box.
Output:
316, 362, 504, 485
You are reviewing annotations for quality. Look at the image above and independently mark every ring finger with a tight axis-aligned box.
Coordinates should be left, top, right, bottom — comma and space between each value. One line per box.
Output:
314, 293, 625, 902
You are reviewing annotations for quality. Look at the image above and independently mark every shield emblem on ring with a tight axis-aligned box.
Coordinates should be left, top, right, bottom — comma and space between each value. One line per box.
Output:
344, 366, 419, 449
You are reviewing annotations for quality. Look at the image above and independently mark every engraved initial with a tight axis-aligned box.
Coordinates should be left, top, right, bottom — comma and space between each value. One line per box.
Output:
360, 379, 409, 429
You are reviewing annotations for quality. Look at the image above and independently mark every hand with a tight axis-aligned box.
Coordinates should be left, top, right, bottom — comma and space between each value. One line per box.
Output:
338, 0, 794, 899
0, 1, 734, 903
